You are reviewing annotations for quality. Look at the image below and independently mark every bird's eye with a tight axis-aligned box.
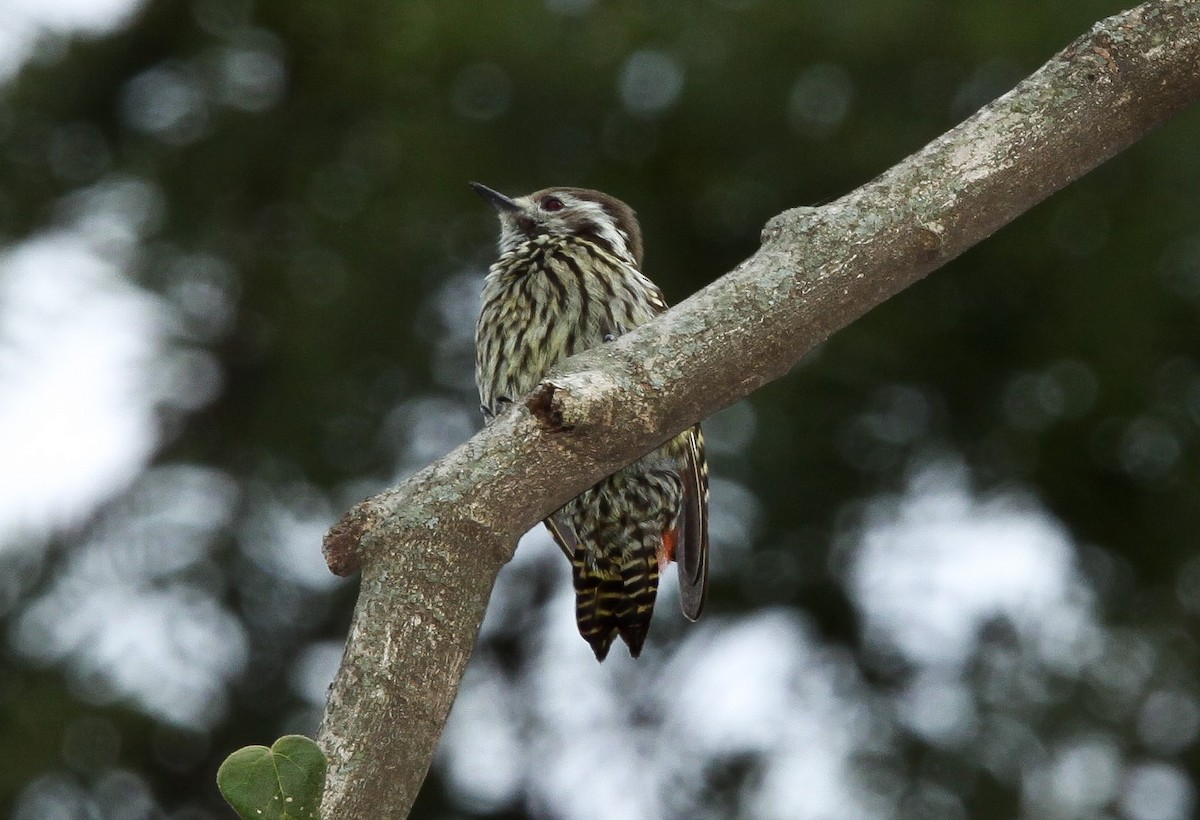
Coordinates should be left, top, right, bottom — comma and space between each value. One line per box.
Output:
540, 196, 564, 212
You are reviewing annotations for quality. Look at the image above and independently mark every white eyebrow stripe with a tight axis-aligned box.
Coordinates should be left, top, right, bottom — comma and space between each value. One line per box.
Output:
572, 199, 634, 262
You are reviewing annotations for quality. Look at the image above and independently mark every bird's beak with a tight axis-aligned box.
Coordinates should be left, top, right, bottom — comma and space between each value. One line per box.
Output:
469, 181, 521, 212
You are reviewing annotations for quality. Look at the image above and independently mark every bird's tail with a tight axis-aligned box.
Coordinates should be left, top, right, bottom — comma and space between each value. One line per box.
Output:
572, 544, 660, 661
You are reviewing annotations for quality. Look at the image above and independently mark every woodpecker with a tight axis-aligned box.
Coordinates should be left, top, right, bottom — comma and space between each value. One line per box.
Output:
472, 182, 709, 660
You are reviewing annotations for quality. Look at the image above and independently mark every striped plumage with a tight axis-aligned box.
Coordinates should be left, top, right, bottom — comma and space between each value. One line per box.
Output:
471, 183, 709, 660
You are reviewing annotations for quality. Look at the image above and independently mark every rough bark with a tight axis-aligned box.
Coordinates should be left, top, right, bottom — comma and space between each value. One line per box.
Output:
317, 2, 1200, 816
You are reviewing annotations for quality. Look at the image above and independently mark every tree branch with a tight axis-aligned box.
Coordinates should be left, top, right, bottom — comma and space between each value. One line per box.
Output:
316, 2, 1200, 815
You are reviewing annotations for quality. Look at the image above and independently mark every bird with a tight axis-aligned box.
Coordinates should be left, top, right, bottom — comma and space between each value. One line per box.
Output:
471, 182, 709, 661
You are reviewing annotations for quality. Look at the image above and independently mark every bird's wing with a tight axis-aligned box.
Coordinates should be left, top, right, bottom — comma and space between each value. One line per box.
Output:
543, 511, 577, 561
675, 425, 709, 621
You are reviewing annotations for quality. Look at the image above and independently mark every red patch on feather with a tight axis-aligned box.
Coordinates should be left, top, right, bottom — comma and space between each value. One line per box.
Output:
659, 527, 680, 573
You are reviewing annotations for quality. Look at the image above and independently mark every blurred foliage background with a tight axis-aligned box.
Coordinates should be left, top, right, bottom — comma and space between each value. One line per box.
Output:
2, 0, 1199, 818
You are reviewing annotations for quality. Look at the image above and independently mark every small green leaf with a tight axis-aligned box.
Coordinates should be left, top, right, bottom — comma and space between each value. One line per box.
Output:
217, 735, 327, 819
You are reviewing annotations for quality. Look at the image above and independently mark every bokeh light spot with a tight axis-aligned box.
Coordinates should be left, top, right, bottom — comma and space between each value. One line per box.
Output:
452, 63, 514, 122
788, 63, 854, 140
619, 50, 685, 115
120, 63, 210, 145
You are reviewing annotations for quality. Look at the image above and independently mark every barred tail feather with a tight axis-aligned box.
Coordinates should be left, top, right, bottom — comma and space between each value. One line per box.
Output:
572, 550, 622, 661
615, 549, 659, 658
572, 544, 659, 661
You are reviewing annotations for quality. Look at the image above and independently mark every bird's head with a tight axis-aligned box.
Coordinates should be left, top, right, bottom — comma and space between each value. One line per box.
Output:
471, 182, 644, 268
